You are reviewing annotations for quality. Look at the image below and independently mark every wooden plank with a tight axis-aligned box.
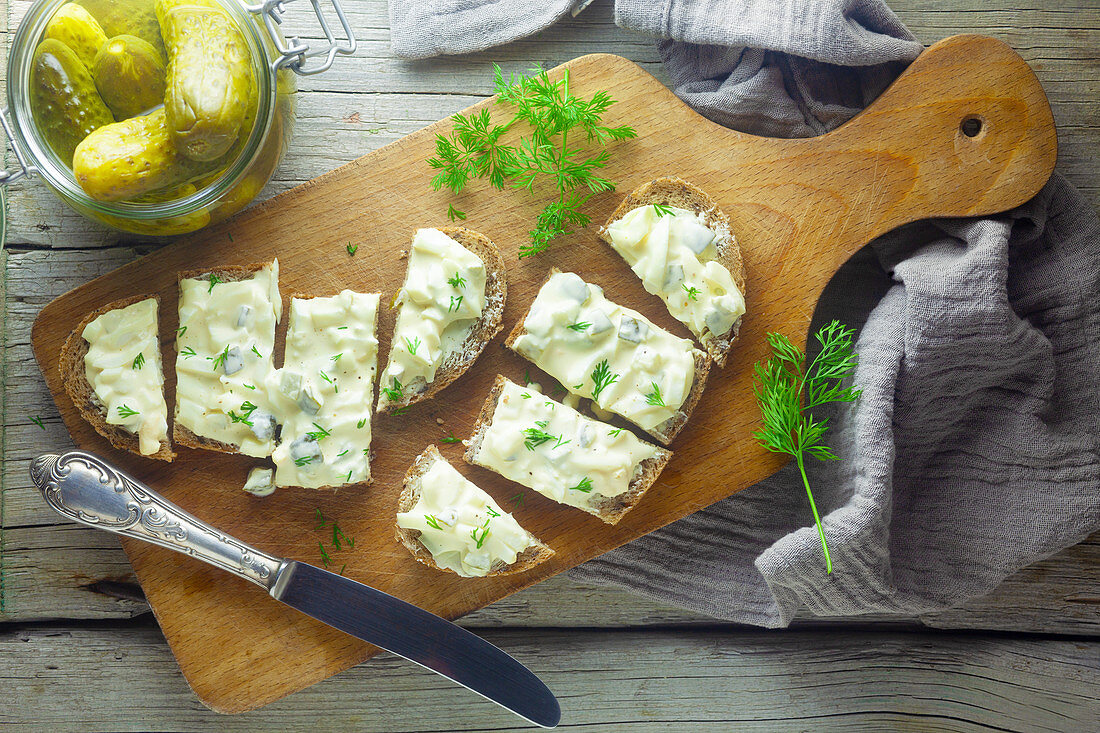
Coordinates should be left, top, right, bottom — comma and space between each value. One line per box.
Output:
2, 621, 1097, 731
4, 521, 1098, 636
26, 38, 1061, 714
3, 0, 1097, 246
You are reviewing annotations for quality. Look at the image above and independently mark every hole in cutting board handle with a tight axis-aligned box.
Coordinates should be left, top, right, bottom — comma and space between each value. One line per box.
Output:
960, 116, 984, 137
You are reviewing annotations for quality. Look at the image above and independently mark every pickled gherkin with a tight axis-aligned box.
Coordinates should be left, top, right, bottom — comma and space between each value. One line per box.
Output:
93, 35, 166, 120
76, 0, 166, 60
73, 108, 211, 202
30, 39, 114, 164
43, 3, 108, 69
156, 0, 256, 162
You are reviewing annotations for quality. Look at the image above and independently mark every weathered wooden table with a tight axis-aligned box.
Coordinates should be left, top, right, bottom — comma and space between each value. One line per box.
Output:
2, 1, 1097, 730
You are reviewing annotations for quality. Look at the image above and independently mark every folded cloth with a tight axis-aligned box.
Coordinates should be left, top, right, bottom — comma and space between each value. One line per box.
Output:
385, 0, 1100, 625
389, 0, 577, 58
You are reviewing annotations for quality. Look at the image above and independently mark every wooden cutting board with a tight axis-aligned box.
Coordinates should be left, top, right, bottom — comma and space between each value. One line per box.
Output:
32, 35, 1055, 715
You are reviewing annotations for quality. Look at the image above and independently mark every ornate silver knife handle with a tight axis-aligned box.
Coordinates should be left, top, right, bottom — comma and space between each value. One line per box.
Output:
30, 451, 286, 591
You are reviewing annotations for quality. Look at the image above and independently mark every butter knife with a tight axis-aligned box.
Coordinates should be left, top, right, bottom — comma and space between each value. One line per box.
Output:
30, 450, 560, 728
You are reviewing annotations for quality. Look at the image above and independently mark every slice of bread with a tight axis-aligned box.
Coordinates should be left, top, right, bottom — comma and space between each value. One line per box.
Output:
464, 375, 673, 525
378, 227, 507, 413
60, 293, 175, 461
396, 445, 554, 576
598, 177, 745, 367
504, 268, 711, 445
173, 262, 274, 455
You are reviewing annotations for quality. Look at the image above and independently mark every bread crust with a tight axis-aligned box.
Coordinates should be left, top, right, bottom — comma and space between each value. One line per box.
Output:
598, 176, 745, 367
464, 375, 673, 525
395, 445, 554, 576
172, 262, 272, 454
504, 268, 710, 445
377, 227, 507, 413
60, 293, 175, 462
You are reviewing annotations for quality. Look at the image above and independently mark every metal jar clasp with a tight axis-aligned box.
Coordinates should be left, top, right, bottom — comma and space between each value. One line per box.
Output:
244, 0, 357, 76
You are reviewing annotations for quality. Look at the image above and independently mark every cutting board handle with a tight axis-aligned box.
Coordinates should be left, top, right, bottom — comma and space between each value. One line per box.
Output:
715, 34, 1057, 294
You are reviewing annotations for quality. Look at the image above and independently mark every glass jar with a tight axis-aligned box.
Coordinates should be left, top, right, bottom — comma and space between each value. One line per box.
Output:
0, 0, 354, 236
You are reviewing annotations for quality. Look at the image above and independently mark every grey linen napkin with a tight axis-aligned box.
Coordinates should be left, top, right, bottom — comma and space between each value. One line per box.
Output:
387, 0, 1100, 626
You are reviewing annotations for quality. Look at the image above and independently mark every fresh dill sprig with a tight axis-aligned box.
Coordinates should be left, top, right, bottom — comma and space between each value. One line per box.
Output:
752, 320, 862, 575
644, 382, 665, 407
607, 428, 621, 437
210, 344, 230, 372
485, 505, 501, 518
567, 321, 590, 332
447, 204, 466, 222
568, 476, 593, 493
428, 64, 637, 258
404, 336, 421, 356
590, 359, 619, 401
306, 422, 331, 441
251, 345, 262, 358
447, 272, 467, 289
425, 514, 443, 530
682, 284, 700, 301
346, 242, 358, 256
117, 404, 139, 418
448, 294, 464, 313
132, 353, 145, 370
207, 273, 221, 293
30, 415, 45, 430
382, 377, 403, 402
181, 346, 196, 358
471, 519, 491, 549
294, 456, 314, 467
523, 426, 569, 451
176, 326, 187, 337
357, 418, 367, 429
440, 432, 460, 444
510, 492, 526, 506
652, 203, 674, 217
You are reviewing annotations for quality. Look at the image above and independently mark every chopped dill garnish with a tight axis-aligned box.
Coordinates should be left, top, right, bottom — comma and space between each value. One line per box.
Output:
440, 432, 460, 444
447, 272, 467, 289
131, 353, 145, 370
30, 415, 45, 430
590, 359, 619, 400
382, 377, 403, 402
645, 382, 665, 407
117, 404, 139, 418
425, 514, 443, 530
567, 321, 591, 332
210, 344, 230, 372
568, 476, 594, 493
682, 284, 700, 301
404, 336, 421, 356
306, 422, 331, 441
346, 242, 358, 256
652, 203, 674, 217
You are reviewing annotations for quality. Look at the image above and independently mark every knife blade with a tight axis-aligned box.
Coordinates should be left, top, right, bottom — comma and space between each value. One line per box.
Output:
30, 450, 560, 728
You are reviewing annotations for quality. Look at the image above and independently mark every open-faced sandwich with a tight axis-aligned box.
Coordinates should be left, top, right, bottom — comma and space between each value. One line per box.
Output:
377, 227, 506, 414
599, 177, 746, 367
268, 290, 380, 489
506, 270, 710, 445
174, 260, 282, 458
60, 294, 173, 460
465, 376, 672, 525
396, 445, 553, 577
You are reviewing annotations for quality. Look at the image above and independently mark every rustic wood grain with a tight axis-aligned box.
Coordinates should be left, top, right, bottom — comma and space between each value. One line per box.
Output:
3, 1, 1099, 729
2, 621, 1097, 732
26, 37, 1059, 713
